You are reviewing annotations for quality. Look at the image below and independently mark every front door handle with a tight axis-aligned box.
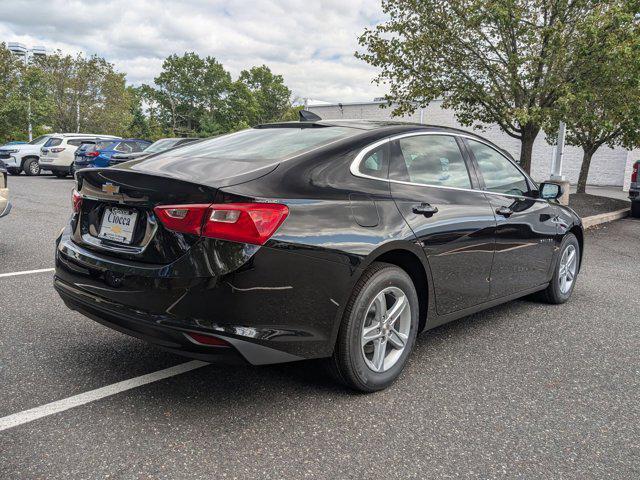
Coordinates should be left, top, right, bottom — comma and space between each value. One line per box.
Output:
496, 206, 513, 217
412, 203, 439, 217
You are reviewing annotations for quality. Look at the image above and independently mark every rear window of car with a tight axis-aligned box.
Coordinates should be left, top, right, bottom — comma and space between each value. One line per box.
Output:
96, 141, 117, 150
145, 139, 179, 153
44, 137, 63, 147
168, 127, 358, 162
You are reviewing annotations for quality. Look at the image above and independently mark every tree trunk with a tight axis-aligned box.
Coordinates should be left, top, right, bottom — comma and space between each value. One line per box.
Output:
577, 146, 597, 194
518, 125, 540, 174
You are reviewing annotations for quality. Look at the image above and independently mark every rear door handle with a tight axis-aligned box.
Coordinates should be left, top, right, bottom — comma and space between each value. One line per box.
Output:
496, 206, 513, 217
412, 203, 439, 217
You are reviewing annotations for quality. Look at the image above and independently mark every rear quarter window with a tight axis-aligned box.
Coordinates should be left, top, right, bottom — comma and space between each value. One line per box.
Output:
44, 138, 63, 147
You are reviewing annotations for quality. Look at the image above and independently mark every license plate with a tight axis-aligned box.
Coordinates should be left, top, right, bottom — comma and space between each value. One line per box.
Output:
98, 207, 138, 244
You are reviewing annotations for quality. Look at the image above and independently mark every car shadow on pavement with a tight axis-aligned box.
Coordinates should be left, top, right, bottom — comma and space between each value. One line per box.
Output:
48, 297, 538, 403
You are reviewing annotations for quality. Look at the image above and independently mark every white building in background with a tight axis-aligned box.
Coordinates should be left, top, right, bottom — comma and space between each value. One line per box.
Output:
308, 100, 637, 191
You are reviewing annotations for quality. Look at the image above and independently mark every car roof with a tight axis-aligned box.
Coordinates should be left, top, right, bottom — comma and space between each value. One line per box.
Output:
255, 119, 516, 161
49, 133, 121, 139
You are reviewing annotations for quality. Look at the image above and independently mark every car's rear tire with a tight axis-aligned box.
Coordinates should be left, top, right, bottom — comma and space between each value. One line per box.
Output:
329, 262, 419, 392
540, 233, 580, 304
54, 171, 68, 178
631, 201, 640, 218
23, 158, 40, 176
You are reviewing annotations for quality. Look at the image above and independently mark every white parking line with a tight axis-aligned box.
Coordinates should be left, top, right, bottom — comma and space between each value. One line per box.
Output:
0, 360, 208, 432
0, 268, 55, 278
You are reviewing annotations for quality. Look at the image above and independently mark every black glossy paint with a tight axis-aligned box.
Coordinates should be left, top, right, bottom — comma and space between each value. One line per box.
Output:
54, 121, 583, 365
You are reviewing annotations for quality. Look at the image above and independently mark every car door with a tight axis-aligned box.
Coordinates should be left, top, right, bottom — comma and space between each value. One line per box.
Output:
464, 138, 558, 298
389, 133, 496, 315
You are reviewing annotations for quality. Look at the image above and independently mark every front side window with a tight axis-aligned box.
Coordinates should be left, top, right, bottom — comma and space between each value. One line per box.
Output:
467, 140, 529, 196
392, 134, 472, 189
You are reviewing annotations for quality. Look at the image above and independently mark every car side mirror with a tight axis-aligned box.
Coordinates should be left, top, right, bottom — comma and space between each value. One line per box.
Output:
539, 182, 562, 200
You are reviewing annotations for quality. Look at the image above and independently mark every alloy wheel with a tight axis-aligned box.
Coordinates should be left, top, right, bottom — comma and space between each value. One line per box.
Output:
361, 286, 411, 373
558, 244, 577, 294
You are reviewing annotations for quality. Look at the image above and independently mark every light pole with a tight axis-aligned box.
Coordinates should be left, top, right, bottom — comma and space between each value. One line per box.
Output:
7, 43, 47, 141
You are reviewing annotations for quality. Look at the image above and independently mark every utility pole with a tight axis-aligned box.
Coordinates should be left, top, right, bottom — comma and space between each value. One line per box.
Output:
550, 121, 566, 181
547, 120, 570, 205
76, 100, 80, 133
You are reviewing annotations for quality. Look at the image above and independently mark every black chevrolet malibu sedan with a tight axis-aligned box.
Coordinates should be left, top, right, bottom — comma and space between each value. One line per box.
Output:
54, 119, 583, 391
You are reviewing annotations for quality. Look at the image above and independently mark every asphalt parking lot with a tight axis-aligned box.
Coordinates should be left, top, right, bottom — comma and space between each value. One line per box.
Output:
1, 175, 639, 479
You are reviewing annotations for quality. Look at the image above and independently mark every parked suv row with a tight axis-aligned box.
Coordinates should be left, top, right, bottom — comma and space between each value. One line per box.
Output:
39, 134, 121, 178
74, 139, 151, 170
0, 134, 200, 177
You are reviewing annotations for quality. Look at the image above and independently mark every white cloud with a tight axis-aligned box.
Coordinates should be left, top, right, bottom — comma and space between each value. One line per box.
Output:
0, 0, 387, 102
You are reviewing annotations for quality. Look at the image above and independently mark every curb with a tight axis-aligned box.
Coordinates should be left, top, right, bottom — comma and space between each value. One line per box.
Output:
582, 208, 630, 229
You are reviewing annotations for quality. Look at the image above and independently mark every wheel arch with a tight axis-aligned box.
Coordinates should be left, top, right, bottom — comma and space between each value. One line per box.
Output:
20, 155, 40, 169
366, 246, 431, 332
569, 225, 584, 273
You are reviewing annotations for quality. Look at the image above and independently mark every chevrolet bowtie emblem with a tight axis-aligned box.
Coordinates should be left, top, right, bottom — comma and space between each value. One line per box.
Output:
102, 183, 119, 195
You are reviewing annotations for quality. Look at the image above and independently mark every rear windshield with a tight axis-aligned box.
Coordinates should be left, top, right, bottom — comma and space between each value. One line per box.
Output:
96, 141, 117, 150
44, 137, 63, 147
30, 135, 49, 145
166, 127, 358, 162
145, 139, 179, 153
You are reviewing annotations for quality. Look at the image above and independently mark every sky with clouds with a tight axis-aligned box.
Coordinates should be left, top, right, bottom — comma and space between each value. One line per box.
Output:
0, 0, 388, 103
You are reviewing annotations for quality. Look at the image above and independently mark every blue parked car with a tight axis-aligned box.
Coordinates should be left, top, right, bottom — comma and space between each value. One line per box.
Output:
74, 138, 151, 169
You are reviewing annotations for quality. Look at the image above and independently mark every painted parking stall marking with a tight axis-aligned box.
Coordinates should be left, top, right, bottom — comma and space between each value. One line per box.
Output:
0, 268, 54, 278
0, 360, 208, 432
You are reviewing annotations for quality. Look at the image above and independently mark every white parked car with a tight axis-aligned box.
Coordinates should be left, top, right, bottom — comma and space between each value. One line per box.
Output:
0, 135, 52, 176
39, 133, 121, 178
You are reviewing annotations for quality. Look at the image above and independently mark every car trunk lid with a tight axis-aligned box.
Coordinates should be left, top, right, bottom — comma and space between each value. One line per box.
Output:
73, 169, 219, 264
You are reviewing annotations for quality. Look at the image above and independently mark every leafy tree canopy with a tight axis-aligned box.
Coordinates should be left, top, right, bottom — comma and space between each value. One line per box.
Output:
357, 0, 605, 172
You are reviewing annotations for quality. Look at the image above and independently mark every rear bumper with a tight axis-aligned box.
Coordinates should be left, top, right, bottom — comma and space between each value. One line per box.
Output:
54, 229, 354, 365
629, 184, 638, 200
40, 164, 71, 173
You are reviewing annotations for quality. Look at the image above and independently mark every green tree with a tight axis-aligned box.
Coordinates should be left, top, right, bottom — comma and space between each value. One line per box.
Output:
546, 2, 640, 193
145, 52, 231, 136
357, 0, 601, 173
126, 86, 163, 140
36, 52, 131, 135
0, 43, 52, 141
239, 65, 292, 124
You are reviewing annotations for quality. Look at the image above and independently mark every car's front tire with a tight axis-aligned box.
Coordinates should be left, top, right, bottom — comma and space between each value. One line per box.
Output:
7, 167, 21, 175
330, 262, 419, 392
541, 233, 580, 304
23, 158, 40, 176
631, 201, 640, 218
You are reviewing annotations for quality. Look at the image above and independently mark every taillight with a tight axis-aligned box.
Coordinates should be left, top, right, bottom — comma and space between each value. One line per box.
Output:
153, 204, 210, 235
86, 151, 99, 157
153, 203, 289, 245
50, 147, 66, 153
632, 162, 638, 183
203, 203, 289, 245
72, 190, 82, 213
